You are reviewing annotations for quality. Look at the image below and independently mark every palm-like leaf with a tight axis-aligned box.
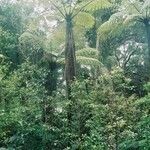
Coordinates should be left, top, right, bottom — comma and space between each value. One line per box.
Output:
122, 0, 150, 22
76, 48, 99, 59
80, 0, 112, 12
76, 47, 101, 67
77, 56, 101, 67
58, 47, 101, 67
97, 12, 127, 41
98, 0, 150, 41
74, 12, 95, 28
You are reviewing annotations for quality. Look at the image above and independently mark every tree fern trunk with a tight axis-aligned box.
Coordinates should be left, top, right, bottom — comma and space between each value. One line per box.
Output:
144, 20, 150, 77
145, 22, 150, 58
65, 14, 76, 99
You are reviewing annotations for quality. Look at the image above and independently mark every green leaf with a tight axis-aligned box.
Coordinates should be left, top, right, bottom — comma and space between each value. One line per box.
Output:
77, 56, 101, 67
76, 48, 99, 59
82, 0, 112, 12
74, 12, 95, 28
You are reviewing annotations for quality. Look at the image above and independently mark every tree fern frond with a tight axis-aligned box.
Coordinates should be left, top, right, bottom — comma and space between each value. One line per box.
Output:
97, 12, 129, 41
57, 57, 65, 64
142, 0, 150, 10
57, 56, 101, 67
123, 0, 141, 14
124, 14, 142, 24
74, 12, 95, 28
77, 56, 101, 67
122, 0, 150, 19
76, 48, 99, 59
81, 0, 112, 12
98, 12, 122, 33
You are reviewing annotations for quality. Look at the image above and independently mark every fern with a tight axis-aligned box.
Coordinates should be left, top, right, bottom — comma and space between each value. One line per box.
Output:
57, 47, 101, 68
77, 56, 101, 67
97, 12, 127, 41
76, 48, 99, 59
80, 0, 112, 12
122, 0, 150, 21
74, 12, 95, 28
98, 0, 150, 42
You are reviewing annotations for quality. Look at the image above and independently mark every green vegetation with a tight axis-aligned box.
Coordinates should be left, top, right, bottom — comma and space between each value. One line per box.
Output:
0, 0, 150, 149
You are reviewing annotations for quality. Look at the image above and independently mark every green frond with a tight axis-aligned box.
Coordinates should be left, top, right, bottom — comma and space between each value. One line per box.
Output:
124, 14, 142, 24
57, 47, 101, 68
76, 48, 99, 59
98, 12, 121, 33
77, 56, 101, 67
19, 32, 43, 48
121, 0, 150, 19
74, 12, 95, 28
142, 0, 150, 11
97, 0, 150, 42
97, 12, 129, 41
122, 0, 141, 15
57, 57, 65, 64
82, 0, 112, 12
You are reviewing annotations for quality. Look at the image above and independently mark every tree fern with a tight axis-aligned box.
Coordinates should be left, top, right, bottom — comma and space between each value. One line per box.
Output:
97, 12, 128, 41
79, 0, 112, 12
121, 0, 150, 22
58, 47, 101, 68
97, 0, 150, 41
76, 47, 101, 67
74, 12, 95, 29
77, 56, 101, 67
76, 48, 99, 59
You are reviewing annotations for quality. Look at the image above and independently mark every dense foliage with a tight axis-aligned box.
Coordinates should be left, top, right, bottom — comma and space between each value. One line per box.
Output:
0, 0, 150, 149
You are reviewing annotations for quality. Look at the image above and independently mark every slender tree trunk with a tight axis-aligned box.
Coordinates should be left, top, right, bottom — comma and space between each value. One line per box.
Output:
64, 15, 76, 129
65, 14, 76, 99
145, 22, 150, 59
144, 20, 150, 76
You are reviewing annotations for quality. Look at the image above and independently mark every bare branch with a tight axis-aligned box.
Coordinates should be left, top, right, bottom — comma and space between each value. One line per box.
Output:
114, 50, 121, 67
123, 49, 137, 68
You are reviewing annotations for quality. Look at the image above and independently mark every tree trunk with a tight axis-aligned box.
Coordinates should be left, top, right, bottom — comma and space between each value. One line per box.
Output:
145, 21, 150, 59
144, 20, 150, 77
65, 14, 76, 99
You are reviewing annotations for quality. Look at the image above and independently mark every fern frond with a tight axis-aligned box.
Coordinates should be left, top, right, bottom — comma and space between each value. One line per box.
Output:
77, 56, 101, 67
57, 57, 65, 64
74, 12, 95, 28
97, 12, 130, 41
57, 48, 101, 68
81, 0, 112, 12
142, 0, 150, 11
122, 0, 150, 19
76, 48, 99, 59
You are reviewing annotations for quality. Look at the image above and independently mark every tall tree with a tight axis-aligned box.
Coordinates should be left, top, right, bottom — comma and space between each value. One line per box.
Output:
41, 0, 111, 98
98, 0, 150, 75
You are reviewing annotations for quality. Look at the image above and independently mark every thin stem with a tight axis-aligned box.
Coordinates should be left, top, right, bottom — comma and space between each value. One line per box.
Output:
49, 0, 66, 18
60, 0, 68, 15
70, 1, 79, 15
128, 0, 142, 15
71, 0, 94, 19
68, 0, 73, 14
